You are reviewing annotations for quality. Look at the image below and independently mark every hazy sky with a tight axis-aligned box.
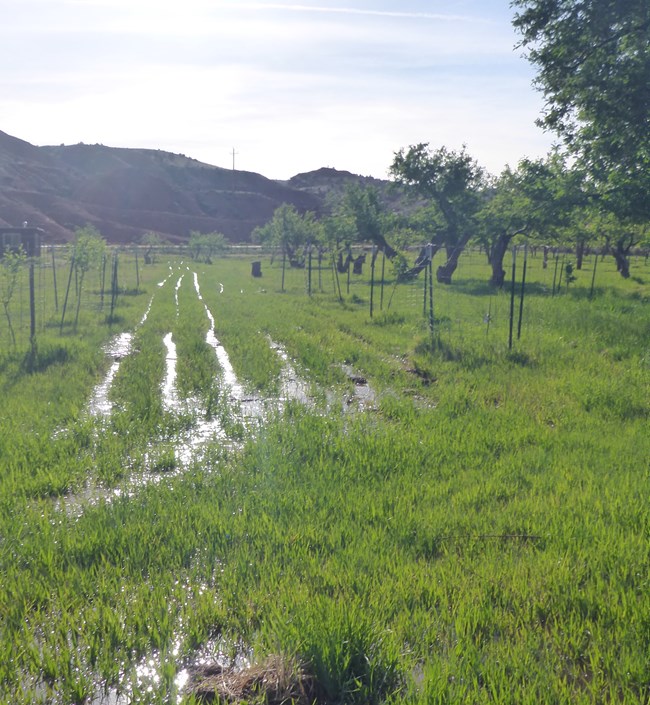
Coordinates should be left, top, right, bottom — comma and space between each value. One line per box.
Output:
1, 0, 556, 180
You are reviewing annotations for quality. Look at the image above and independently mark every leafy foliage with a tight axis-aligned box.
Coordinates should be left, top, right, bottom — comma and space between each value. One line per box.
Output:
390, 144, 486, 282
71, 225, 106, 277
140, 231, 165, 264
252, 204, 322, 266
1, 245, 26, 347
512, 0, 650, 221
338, 184, 397, 257
477, 153, 588, 284
187, 231, 228, 263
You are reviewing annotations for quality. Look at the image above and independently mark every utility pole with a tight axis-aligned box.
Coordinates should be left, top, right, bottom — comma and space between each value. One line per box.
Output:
231, 148, 238, 171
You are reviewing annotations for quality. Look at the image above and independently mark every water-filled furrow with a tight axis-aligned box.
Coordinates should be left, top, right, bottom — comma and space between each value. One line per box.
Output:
267, 338, 312, 407
53, 273, 378, 705
87, 333, 134, 417
161, 332, 179, 412
174, 274, 184, 312
88, 294, 156, 418
194, 272, 261, 415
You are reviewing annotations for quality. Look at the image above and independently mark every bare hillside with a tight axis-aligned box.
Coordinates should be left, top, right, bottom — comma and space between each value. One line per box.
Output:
0, 131, 324, 244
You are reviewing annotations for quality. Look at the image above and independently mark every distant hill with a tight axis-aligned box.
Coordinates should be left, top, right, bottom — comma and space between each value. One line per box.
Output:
2, 131, 385, 244
282, 166, 412, 210
282, 166, 384, 195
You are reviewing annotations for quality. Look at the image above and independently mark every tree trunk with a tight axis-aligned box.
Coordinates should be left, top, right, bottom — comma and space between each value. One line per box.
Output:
337, 250, 353, 274
612, 248, 630, 278
436, 234, 470, 284
576, 239, 585, 270
488, 233, 513, 287
370, 235, 397, 259
608, 237, 634, 278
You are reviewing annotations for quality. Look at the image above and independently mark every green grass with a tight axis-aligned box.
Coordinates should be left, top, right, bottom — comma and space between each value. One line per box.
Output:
0, 249, 648, 704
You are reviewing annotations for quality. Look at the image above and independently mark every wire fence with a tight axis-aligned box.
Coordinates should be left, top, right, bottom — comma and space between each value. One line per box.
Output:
0, 247, 146, 352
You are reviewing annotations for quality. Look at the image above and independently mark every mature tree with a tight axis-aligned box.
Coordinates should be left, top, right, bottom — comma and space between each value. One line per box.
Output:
188, 231, 228, 264
252, 204, 321, 267
512, 0, 650, 222
340, 185, 397, 259
141, 231, 164, 264
558, 205, 605, 270
603, 218, 646, 277
478, 153, 589, 285
390, 144, 485, 283
476, 169, 529, 287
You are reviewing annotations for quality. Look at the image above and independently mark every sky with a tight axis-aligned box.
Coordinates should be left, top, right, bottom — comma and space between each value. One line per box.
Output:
0, 0, 557, 180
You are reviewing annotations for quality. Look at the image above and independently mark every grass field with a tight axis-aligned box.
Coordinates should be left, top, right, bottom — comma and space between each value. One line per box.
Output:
0, 248, 648, 704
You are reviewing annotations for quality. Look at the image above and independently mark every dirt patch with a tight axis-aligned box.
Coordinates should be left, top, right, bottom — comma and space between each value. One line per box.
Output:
185, 654, 314, 705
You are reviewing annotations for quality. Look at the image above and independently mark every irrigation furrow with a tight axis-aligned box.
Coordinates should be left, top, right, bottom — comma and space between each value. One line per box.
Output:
194, 274, 316, 415
194, 273, 247, 403
267, 338, 312, 407
157, 265, 175, 288
161, 332, 179, 412
174, 274, 184, 313
51, 270, 380, 704
61, 271, 368, 522
88, 295, 155, 418
87, 332, 134, 417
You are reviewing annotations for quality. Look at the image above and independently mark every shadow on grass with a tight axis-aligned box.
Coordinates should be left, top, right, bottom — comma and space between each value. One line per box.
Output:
414, 336, 491, 371
449, 278, 550, 297
505, 349, 538, 367
22, 343, 72, 373
0, 343, 72, 383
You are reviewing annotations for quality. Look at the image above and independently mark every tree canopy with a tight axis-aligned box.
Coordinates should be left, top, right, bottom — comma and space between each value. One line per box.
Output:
390, 144, 485, 283
252, 204, 322, 267
512, 0, 650, 221
188, 231, 228, 263
339, 185, 397, 258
